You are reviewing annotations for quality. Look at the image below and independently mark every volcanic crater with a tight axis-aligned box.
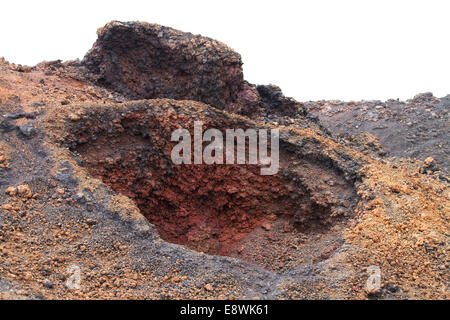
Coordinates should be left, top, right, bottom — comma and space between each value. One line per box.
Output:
60, 100, 358, 272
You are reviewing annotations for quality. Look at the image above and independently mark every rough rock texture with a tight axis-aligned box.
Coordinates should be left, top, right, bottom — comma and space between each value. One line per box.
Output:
305, 94, 450, 173
81, 21, 244, 110
51, 100, 357, 272
80, 21, 305, 118
0, 22, 448, 300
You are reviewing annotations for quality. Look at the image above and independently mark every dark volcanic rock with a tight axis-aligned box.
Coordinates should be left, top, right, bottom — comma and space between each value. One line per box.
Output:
80, 21, 306, 119
257, 84, 306, 117
81, 21, 244, 110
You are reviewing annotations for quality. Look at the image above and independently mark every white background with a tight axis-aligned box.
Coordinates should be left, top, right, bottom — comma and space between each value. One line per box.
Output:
1, 0, 449, 101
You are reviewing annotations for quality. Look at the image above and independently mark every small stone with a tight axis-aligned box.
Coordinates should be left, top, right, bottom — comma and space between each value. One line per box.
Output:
68, 113, 80, 121
56, 188, 65, 195
42, 280, 54, 289
17, 184, 32, 198
5, 187, 17, 196
4, 112, 25, 119
1, 204, 16, 211
0, 119, 15, 132
86, 219, 97, 226
386, 283, 399, 293
262, 223, 271, 231
19, 124, 35, 137
424, 157, 435, 167
72, 192, 86, 204
365, 287, 381, 297
204, 283, 213, 291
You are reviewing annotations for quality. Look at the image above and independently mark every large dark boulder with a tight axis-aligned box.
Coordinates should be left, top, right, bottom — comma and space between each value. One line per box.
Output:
82, 21, 245, 110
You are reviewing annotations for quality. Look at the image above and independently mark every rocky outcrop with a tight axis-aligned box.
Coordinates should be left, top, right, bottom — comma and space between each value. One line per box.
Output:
81, 21, 305, 118
81, 21, 244, 110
